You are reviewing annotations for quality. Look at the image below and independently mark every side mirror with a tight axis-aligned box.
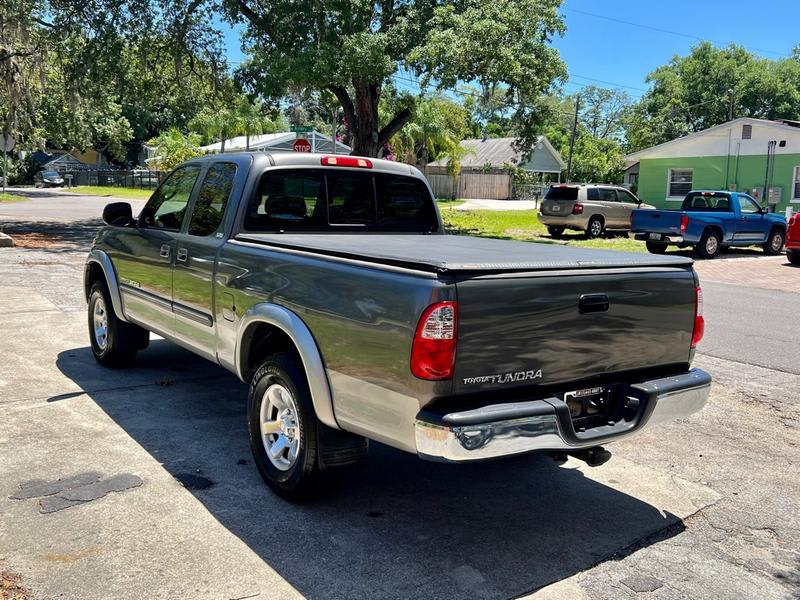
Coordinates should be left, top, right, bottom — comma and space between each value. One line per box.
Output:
102, 202, 134, 227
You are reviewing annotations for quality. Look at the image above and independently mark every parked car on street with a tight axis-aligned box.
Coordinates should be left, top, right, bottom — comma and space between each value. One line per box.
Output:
631, 190, 787, 259
34, 170, 65, 188
85, 153, 710, 499
539, 183, 653, 238
786, 212, 800, 265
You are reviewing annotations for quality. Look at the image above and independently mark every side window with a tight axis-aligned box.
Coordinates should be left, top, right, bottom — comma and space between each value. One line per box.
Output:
617, 189, 639, 204
739, 195, 760, 214
598, 188, 618, 202
140, 165, 201, 231
245, 169, 325, 230
375, 174, 438, 231
188, 163, 237, 236
326, 171, 375, 225
587, 188, 600, 201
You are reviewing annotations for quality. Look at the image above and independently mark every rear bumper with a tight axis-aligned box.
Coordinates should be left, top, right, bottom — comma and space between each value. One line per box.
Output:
415, 369, 711, 462
539, 213, 588, 229
630, 232, 686, 244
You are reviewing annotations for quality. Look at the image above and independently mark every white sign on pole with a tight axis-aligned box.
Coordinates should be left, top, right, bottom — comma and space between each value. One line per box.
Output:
0, 135, 15, 152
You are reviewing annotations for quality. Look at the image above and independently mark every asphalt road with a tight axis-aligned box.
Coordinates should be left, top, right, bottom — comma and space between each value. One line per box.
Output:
701, 281, 798, 375
0, 187, 147, 221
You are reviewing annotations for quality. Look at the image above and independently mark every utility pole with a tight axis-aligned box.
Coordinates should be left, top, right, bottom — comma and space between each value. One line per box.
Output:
727, 89, 735, 121
566, 95, 580, 183
332, 108, 337, 155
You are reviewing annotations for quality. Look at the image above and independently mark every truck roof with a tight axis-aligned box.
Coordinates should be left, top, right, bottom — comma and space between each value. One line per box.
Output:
187, 151, 425, 180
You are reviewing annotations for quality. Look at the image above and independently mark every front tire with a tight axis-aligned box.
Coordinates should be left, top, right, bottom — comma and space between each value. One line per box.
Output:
585, 216, 604, 238
547, 225, 565, 238
695, 229, 721, 259
763, 228, 785, 255
248, 353, 320, 501
787, 249, 800, 265
646, 241, 668, 254
88, 281, 149, 367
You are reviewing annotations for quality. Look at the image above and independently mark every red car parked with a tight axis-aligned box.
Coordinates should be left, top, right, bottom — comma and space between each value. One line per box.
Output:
788, 213, 800, 265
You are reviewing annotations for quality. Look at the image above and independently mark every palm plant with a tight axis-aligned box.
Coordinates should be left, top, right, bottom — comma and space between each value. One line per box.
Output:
236, 97, 276, 150
189, 107, 243, 153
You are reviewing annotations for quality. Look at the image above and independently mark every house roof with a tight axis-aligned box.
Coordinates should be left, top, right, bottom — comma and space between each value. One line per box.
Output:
200, 130, 350, 153
427, 136, 565, 171
624, 117, 800, 165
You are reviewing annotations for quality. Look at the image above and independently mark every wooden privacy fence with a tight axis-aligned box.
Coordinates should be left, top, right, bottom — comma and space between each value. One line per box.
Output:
424, 169, 513, 200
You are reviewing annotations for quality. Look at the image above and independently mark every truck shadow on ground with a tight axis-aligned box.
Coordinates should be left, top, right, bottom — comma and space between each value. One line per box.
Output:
55, 341, 685, 600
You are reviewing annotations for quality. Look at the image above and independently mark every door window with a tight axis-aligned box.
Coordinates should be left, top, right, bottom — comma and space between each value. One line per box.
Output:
738, 195, 761, 214
140, 165, 201, 230
617, 189, 639, 204
598, 188, 618, 202
188, 163, 238, 236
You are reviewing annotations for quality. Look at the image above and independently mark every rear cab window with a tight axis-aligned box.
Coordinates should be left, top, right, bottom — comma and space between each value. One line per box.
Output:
243, 168, 438, 233
681, 192, 733, 212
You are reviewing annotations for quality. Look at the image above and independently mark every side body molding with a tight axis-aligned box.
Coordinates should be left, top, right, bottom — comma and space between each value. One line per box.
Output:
85, 249, 128, 322
235, 303, 338, 430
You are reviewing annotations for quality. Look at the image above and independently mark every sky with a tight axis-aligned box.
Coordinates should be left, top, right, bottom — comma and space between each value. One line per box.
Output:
221, 0, 800, 101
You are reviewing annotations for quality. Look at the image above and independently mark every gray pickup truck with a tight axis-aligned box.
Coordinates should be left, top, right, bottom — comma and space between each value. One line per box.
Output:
85, 152, 710, 499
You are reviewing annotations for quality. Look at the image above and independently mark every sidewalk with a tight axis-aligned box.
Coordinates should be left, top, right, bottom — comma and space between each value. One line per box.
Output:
693, 254, 799, 293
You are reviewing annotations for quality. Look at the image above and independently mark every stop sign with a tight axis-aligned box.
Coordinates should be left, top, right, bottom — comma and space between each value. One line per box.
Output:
293, 138, 312, 152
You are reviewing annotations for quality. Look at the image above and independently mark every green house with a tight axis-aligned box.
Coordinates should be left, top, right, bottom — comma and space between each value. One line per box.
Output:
625, 118, 800, 215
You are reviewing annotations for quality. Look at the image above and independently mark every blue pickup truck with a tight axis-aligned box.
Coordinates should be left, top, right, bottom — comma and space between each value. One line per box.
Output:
630, 190, 787, 259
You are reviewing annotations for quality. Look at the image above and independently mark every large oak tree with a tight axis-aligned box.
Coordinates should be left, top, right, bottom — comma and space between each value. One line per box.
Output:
229, 0, 567, 156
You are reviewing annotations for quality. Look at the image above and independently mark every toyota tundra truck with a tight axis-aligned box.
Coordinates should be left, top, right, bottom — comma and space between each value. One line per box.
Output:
85, 152, 710, 499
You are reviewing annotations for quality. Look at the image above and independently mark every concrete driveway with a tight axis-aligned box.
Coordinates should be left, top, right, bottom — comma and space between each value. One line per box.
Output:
1, 194, 798, 599
0, 187, 147, 222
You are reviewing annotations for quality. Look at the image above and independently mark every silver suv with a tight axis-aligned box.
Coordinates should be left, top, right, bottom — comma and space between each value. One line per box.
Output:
539, 184, 652, 238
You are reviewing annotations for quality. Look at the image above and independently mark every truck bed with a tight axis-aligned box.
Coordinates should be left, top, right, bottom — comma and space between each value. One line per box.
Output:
235, 233, 694, 274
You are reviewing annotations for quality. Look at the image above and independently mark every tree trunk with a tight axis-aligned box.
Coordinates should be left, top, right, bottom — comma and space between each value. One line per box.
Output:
329, 82, 413, 158
246, 132, 250, 151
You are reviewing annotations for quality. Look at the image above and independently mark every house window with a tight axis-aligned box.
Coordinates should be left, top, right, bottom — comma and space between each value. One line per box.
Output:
668, 168, 693, 198
742, 124, 752, 139
793, 166, 800, 202
628, 173, 638, 185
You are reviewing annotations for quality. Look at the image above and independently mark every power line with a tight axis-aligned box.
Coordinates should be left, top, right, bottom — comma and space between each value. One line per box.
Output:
563, 8, 789, 58
568, 75, 648, 94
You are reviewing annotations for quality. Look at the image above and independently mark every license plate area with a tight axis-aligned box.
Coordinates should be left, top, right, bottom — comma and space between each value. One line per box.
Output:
649, 232, 662, 240
560, 384, 641, 432
551, 204, 561, 212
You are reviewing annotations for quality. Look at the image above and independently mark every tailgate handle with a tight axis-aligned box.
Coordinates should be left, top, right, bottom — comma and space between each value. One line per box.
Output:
579, 294, 610, 314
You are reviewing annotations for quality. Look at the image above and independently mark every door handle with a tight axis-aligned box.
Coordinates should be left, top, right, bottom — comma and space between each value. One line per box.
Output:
579, 294, 610, 314
177, 247, 188, 262
159, 244, 170, 258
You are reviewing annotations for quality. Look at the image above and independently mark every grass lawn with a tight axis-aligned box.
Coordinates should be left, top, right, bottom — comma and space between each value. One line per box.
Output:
67, 186, 154, 200
0, 192, 29, 203
439, 208, 647, 253
436, 199, 465, 209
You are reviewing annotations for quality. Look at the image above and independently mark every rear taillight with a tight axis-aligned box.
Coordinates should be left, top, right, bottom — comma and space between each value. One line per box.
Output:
411, 301, 457, 380
691, 287, 704, 348
680, 214, 689, 234
572, 203, 584, 215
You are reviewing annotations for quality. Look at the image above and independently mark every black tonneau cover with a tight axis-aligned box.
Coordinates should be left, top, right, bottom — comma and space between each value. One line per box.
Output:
234, 233, 694, 273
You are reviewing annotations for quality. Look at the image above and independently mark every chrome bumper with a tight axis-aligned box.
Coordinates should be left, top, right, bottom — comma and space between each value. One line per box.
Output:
415, 369, 711, 462
630, 232, 685, 243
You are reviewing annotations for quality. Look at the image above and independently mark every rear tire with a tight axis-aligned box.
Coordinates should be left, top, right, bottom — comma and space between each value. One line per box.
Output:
763, 228, 785, 255
88, 281, 149, 367
787, 249, 800, 265
248, 352, 320, 501
646, 241, 668, 254
695, 229, 721, 259
547, 225, 565, 238
585, 216, 604, 238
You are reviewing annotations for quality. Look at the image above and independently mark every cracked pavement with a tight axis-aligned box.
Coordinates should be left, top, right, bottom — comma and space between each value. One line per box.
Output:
0, 193, 798, 599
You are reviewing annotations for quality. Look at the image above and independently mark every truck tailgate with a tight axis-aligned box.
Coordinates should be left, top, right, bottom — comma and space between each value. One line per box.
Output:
631, 209, 684, 234
453, 268, 696, 394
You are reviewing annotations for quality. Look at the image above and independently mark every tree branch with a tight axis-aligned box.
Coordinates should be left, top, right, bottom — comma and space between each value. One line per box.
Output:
238, 0, 261, 26
377, 107, 413, 147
